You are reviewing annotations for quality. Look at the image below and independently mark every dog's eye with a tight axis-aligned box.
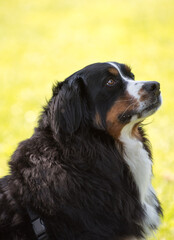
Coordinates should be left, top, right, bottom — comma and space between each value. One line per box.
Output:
106, 79, 116, 86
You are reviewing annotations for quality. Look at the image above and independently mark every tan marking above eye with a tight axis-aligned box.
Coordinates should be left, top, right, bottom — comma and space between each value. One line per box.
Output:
108, 67, 118, 76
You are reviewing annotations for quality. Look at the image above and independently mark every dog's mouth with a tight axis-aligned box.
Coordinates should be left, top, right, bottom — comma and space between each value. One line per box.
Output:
118, 95, 162, 123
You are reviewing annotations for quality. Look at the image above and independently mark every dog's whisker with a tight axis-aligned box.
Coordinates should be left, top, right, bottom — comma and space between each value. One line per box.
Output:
114, 98, 134, 103
119, 102, 136, 118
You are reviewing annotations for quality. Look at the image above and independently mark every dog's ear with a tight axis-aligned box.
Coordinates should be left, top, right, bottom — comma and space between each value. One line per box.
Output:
52, 76, 86, 135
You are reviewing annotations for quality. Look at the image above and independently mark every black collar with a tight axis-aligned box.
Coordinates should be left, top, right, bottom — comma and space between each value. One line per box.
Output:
27, 207, 49, 240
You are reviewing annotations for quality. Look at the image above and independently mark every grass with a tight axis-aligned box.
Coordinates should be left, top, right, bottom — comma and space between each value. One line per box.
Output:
0, 0, 174, 238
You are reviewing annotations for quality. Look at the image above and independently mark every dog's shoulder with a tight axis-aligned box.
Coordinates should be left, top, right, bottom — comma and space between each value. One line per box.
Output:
0, 176, 24, 235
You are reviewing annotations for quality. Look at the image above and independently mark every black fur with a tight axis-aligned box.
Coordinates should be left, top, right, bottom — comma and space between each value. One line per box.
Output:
0, 62, 162, 240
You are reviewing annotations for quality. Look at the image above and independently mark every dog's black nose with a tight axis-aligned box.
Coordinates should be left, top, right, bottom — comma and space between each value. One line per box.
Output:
143, 81, 160, 95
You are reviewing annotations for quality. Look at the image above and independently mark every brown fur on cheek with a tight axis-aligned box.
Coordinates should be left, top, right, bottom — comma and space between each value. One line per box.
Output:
106, 104, 126, 139
106, 93, 139, 139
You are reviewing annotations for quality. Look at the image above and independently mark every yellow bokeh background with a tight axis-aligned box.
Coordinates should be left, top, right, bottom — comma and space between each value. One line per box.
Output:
0, 0, 174, 239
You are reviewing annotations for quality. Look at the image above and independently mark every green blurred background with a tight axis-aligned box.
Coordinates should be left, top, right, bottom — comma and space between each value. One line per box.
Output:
0, 0, 174, 238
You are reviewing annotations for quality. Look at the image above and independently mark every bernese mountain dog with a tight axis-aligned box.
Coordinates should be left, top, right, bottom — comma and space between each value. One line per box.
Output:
0, 62, 162, 240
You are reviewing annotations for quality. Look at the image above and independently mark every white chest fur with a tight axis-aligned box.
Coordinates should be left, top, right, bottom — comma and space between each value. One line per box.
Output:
119, 123, 161, 236
119, 127, 152, 203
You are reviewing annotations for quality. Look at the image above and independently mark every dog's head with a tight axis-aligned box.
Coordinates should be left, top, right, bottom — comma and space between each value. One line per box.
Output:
52, 62, 162, 139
